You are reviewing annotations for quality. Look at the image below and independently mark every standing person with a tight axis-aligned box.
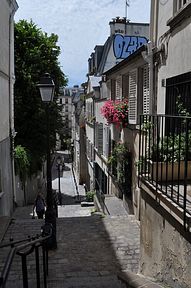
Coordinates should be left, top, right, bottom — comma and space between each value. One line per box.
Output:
33, 193, 46, 219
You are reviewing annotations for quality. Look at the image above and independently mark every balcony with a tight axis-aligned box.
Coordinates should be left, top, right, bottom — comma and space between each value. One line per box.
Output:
138, 114, 191, 232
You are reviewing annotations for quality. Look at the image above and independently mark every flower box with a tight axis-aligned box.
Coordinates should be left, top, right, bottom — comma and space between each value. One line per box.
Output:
149, 160, 191, 181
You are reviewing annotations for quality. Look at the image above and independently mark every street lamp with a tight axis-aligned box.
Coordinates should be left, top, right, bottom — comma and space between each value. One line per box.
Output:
37, 73, 57, 249
56, 156, 62, 205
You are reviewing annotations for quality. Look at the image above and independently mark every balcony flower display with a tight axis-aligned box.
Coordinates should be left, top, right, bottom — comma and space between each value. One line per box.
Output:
100, 99, 128, 127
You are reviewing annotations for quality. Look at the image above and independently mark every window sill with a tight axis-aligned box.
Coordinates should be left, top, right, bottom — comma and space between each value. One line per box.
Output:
167, 3, 191, 29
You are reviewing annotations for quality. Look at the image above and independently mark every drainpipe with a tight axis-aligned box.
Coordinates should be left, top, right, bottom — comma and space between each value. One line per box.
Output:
9, 1, 18, 211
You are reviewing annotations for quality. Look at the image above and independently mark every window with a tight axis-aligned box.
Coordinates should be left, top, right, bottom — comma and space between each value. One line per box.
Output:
103, 125, 110, 158
128, 69, 138, 124
65, 98, 68, 104
60, 98, 62, 104
143, 64, 150, 115
177, 0, 188, 10
122, 75, 129, 99
95, 123, 103, 155
166, 71, 191, 116
116, 76, 122, 99
168, 0, 191, 28
127, 65, 150, 124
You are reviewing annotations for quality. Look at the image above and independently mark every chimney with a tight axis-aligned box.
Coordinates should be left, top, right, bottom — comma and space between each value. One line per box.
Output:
109, 17, 130, 36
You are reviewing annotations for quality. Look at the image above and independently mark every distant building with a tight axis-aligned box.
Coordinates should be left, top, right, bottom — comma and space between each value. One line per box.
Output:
0, 0, 18, 216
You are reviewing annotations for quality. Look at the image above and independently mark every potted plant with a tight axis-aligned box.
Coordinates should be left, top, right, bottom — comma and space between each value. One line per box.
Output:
149, 132, 191, 181
100, 99, 128, 128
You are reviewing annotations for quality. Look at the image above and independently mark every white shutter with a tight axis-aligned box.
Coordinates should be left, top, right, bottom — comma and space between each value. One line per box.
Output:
116, 76, 122, 99
105, 126, 109, 158
143, 64, 150, 115
98, 123, 103, 155
95, 123, 98, 149
128, 69, 137, 124
103, 125, 109, 158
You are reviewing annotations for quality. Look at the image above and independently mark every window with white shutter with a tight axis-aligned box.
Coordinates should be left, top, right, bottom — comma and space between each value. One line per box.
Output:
128, 69, 137, 124
98, 123, 103, 155
116, 76, 122, 99
103, 125, 109, 158
95, 122, 98, 149
143, 64, 150, 115
122, 75, 129, 99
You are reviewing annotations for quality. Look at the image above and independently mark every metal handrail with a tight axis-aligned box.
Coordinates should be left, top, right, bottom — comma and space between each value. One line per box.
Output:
95, 178, 110, 215
0, 223, 52, 288
0, 234, 41, 249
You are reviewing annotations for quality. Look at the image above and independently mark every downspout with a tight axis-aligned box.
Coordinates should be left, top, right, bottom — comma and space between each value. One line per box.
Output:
9, 0, 18, 211
152, 0, 159, 114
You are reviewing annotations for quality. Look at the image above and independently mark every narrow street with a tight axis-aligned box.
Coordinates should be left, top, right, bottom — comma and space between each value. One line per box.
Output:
0, 151, 141, 288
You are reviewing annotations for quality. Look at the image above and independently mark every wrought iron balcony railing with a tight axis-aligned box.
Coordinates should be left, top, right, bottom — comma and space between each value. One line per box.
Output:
139, 114, 191, 231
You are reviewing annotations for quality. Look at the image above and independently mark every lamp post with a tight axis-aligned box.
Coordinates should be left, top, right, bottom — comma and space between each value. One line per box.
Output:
56, 156, 62, 205
37, 73, 57, 249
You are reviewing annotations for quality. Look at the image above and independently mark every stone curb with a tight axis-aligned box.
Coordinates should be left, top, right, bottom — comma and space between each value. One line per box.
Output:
118, 271, 164, 288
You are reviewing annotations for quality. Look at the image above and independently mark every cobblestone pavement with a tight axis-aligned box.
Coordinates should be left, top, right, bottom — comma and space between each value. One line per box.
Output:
0, 214, 139, 287
0, 151, 141, 287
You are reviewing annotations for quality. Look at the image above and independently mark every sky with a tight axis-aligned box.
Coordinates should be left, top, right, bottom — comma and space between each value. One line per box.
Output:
15, 0, 151, 87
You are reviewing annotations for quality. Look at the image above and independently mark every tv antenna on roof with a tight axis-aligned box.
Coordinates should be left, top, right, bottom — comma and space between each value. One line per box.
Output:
125, 0, 130, 19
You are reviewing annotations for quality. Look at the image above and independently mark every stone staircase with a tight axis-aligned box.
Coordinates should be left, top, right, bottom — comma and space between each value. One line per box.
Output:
0, 210, 164, 288
0, 214, 140, 287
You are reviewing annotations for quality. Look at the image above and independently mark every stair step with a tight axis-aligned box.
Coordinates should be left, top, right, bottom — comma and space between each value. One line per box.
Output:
47, 275, 126, 288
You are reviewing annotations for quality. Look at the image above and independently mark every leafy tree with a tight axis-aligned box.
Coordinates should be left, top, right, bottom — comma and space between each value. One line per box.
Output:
14, 20, 67, 174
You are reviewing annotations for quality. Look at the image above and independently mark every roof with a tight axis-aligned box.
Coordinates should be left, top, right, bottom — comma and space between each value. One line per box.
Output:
97, 36, 114, 75
104, 44, 146, 76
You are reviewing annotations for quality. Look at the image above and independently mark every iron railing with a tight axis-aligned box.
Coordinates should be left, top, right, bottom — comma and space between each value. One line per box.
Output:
95, 178, 110, 215
139, 114, 191, 230
0, 223, 52, 288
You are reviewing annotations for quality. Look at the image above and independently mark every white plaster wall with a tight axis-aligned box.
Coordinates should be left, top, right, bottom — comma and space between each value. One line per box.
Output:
140, 195, 191, 288
85, 124, 94, 143
0, 0, 9, 75
0, 77, 9, 142
95, 101, 108, 124
156, 2, 191, 114
0, 0, 10, 142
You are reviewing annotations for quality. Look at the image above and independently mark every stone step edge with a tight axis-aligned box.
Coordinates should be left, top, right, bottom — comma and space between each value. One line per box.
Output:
117, 271, 165, 288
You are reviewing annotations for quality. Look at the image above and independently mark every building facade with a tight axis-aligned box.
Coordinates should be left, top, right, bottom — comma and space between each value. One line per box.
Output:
138, 1, 191, 287
83, 17, 149, 211
0, 0, 18, 216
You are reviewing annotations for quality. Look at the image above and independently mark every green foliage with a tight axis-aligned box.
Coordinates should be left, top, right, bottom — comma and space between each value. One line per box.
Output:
108, 142, 129, 165
151, 132, 191, 162
14, 145, 30, 186
14, 20, 68, 174
108, 142, 129, 183
86, 190, 95, 202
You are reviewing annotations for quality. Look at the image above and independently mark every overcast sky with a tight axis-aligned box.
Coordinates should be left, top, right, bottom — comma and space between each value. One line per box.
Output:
15, 0, 151, 86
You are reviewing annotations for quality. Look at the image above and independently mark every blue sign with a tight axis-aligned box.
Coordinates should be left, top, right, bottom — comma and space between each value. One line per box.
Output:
113, 34, 148, 59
